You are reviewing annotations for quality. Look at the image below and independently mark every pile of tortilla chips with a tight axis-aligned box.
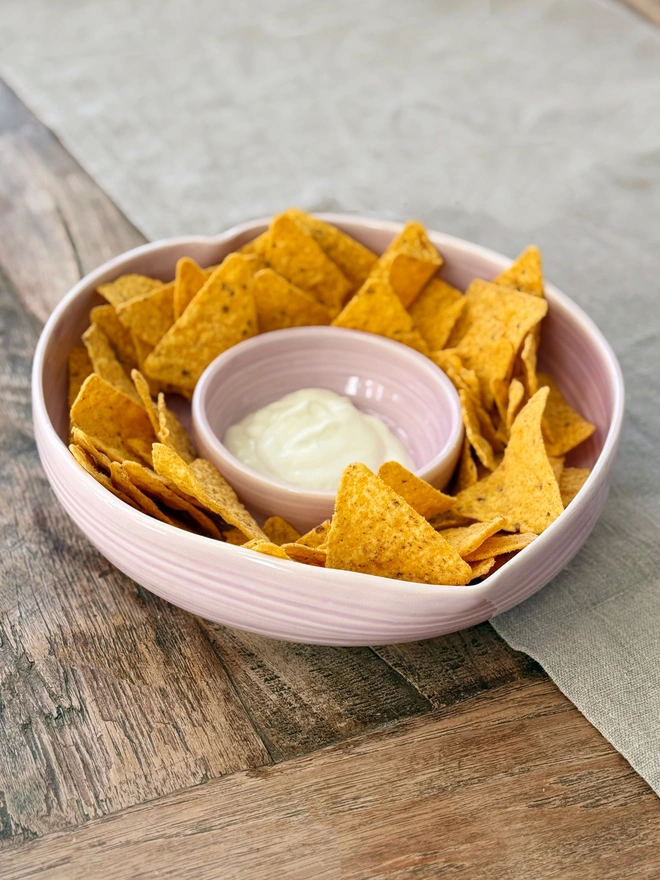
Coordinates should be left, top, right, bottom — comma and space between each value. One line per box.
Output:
67, 210, 595, 586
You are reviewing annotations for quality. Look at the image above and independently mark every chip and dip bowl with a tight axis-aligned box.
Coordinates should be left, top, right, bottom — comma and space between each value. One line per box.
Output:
32, 215, 624, 645
191, 326, 464, 533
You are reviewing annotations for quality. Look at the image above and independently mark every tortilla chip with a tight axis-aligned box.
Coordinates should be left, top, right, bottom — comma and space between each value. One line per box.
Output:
152, 444, 266, 540
284, 209, 377, 288
70, 374, 157, 464
157, 392, 196, 464
82, 323, 141, 404
90, 304, 138, 371
429, 510, 476, 530
122, 460, 222, 539
97, 274, 163, 308
264, 215, 352, 316
438, 516, 507, 558
378, 461, 454, 519
173, 257, 209, 320
495, 246, 544, 297
239, 231, 270, 257
454, 387, 563, 534
69, 444, 140, 509
297, 520, 332, 548
109, 461, 180, 525
281, 543, 327, 566
243, 539, 290, 559
548, 455, 565, 484
469, 558, 496, 580
368, 221, 443, 308
332, 278, 429, 354
70, 426, 112, 472
453, 436, 478, 493
538, 373, 595, 457
506, 378, 526, 432
253, 269, 332, 332
263, 516, 302, 546
459, 390, 498, 471
143, 254, 257, 392
519, 332, 539, 396
116, 282, 175, 348
130, 369, 159, 434
224, 528, 249, 546
409, 278, 465, 351
125, 438, 154, 468
68, 346, 93, 408
465, 532, 537, 561
559, 467, 591, 508
431, 349, 481, 399
325, 463, 472, 585
451, 280, 547, 407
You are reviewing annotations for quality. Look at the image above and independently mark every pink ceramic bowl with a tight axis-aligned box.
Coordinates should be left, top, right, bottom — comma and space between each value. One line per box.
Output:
192, 326, 463, 532
32, 215, 624, 646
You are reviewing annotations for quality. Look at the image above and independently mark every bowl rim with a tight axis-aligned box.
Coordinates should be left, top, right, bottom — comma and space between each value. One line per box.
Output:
32, 213, 625, 596
191, 324, 464, 501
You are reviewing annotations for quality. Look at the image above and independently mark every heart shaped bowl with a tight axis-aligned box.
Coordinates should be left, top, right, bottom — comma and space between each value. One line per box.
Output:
32, 215, 624, 646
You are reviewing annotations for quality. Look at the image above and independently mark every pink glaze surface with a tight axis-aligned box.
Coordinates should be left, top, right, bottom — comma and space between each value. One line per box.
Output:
32, 216, 624, 645
192, 326, 463, 532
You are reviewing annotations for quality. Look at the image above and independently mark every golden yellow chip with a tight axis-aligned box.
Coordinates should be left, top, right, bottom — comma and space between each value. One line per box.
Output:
454, 387, 563, 534
70, 426, 112, 472
264, 215, 352, 316
431, 349, 481, 399
152, 444, 266, 540
224, 528, 249, 546
243, 539, 290, 559
263, 516, 301, 546
157, 392, 196, 464
548, 455, 565, 484
332, 278, 429, 354
325, 463, 472, 585
122, 459, 222, 539
109, 461, 178, 525
67, 345, 93, 408
519, 331, 539, 396
116, 282, 175, 348
506, 378, 525, 432
90, 304, 138, 371
69, 444, 140, 509
131, 369, 159, 434
173, 257, 209, 320
284, 209, 377, 289
495, 246, 544, 297
97, 274, 162, 307
70, 374, 156, 464
239, 231, 269, 257
429, 509, 476, 530
125, 437, 154, 468
281, 543, 327, 566
143, 254, 257, 392
464, 532, 536, 561
253, 269, 332, 332
459, 390, 498, 471
469, 557, 496, 579
408, 278, 465, 351
438, 516, 507, 558
559, 467, 591, 508
367, 221, 443, 308
453, 436, 478, 493
378, 460, 454, 519
82, 324, 141, 404
297, 519, 332, 548
538, 373, 595, 457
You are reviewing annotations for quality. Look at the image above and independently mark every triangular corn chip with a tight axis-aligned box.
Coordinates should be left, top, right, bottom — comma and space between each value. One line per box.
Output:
263, 516, 301, 546
325, 463, 472, 585
243, 539, 290, 559
297, 520, 332, 548
90, 304, 138, 372
409, 278, 465, 350
143, 254, 257, 392
264, 214, 351, 316
97, 274, 162, 307
281, 543, 327, 566
152, 444, 266, 540
519, 332, 539, 396
459, 390, 498, 471
69, 444, 140, 509
506, 378, 525, 432
454, 387, 563, 534
438, 516, 507, 558
464, 532, 536, 562
559, 467, 591, 508
82, 323, 141, 403
173, 257, 208, 320
116, 282, 175, 347
469, 558, 496, 579
157, 392, 196, 464
332, 278, 429, 354
368, 221, 443, 308
453, 436, 478, 493
495, 246, 544, 296
68, 346, 93, 408
253, 269, 332, 332
538, 373, 595, 457
131, 369, 159, 434
378, 460, 454, 518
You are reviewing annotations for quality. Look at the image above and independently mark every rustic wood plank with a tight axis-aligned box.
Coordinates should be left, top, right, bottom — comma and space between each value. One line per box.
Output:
374, 622, 544, 708
3, 679, 658, 880
202, 625, 431, 761
0, 261, 271, 846
619, 0, 660, 26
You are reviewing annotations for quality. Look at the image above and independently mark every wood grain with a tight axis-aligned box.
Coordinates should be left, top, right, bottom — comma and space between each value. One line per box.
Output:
3, 679, 659, 880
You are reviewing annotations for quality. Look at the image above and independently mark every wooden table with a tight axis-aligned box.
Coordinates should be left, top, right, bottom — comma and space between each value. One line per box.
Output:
2, 5, 660, 871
